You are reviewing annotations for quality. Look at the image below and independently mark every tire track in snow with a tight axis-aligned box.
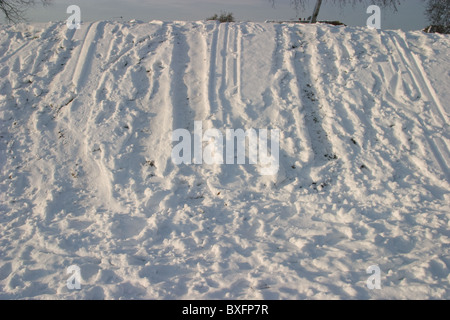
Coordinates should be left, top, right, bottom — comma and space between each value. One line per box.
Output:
293, 27, 335, 164
185, 22, 235, 198
70, 22, 94, 90
216, 22, 253, 156
184, 22, 228, 196
367, 31, 434, 174
147, 24, 171, 105
86, 23, 173, 214
98, 23, 166, 80
1, 25, 107, 246
321, 28, 404, 199
209, 22, 230, 125
385, 32, 449, 182
200, 22, 231, 190
298, 26, 370, 196
72, 22, 105, 92
66, 22, 106, 124
42, 29, 77, 84
35, 28, 78, 113
0, 24, 58, 66
253, 23, 315, 188
125, 24, 177, 214
228, 23, 255, 126
207, 22, 220, 122
32, 27, 78, 115
279, 24, 315, 169
139, 23, 190, 181
325, 29, 362, 140
185, 22, 208, 122
28, 24, 63, 76
145, 23, 221, 245
166, 24, 208, 206
218, 23, 232, 125
235, 24, 251, 119
60, 22, 123, 212
101, 24, 135, 72
406, 44, 448, 124
227, 23, 253, 127
29, 27, 80, 158
3, 25, 80, 221
215, 23, 254, 187
363, 32, 446, 186
92, 23, 168, 120
84, 24, 152, 211
142, 25, 174, 180
6, 24, 76, 116
232, 24, 253, 128
394, 33, 450, 176
1, 24, 62, 105
232, 25, 240, 97
169, 24, 191, 134
323, 31, 375, 138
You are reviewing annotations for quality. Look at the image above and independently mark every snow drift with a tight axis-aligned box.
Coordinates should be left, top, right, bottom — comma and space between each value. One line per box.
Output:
0, 20, 449, 299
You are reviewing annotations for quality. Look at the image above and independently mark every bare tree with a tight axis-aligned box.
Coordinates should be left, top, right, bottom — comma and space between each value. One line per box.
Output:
269, 0, 403, 23
425, 0, 449, 31
0, 0, 51, 23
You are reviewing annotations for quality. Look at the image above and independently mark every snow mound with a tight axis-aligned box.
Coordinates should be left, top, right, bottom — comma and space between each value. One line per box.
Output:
0, 21, 449, 299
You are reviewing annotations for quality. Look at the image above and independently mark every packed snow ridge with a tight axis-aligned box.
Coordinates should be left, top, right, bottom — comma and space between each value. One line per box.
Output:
0, 20, 449, 299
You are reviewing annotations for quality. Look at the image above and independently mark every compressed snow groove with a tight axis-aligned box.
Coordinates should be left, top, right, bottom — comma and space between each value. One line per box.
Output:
0, 21, 449, 299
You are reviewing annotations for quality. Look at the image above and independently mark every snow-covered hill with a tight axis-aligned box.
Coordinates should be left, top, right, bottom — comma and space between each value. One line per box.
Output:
0, 21, 449, 299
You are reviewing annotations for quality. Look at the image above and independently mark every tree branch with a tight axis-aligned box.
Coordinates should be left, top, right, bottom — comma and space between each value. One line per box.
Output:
0, 0, 52, 23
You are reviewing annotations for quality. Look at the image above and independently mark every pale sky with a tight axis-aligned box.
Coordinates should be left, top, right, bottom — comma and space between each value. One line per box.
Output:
3, 0, 431, 31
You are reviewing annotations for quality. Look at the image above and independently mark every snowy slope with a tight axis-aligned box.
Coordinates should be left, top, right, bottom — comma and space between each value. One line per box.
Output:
0, 21, 449, 299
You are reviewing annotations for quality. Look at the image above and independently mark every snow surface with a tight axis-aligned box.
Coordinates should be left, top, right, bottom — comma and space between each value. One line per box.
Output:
0, 20, 449, 299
